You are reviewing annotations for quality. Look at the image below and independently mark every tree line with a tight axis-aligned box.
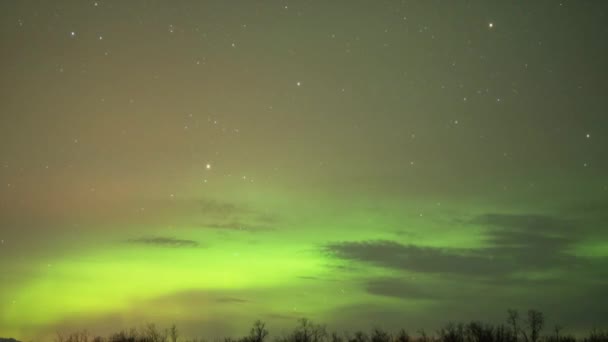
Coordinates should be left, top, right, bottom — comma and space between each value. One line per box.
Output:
53, 309, 607, 342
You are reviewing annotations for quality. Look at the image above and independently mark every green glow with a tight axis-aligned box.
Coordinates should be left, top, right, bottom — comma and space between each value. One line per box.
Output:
3, 184, 604, 338
1, 1, 607, 339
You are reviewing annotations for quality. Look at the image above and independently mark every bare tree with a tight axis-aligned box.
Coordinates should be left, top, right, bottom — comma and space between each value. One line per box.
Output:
144, 323, 168, 342
55, 330, 91, 342
507, 309, 520, 342
438, 323, 464, 342
494, 324, 515, 342
521, 310, 544, 342
466, 321, 494, 342
394, 330, 410, 342
249, 320, 269, 342
292, 318, 327, 342
417, 330, 430, 342
330, 332, 343, 342
349, 331, 367, 342
55, 332, 66, 342
554, 325, 562, 342
170, 324, 179, 342
370, 328, 391, 342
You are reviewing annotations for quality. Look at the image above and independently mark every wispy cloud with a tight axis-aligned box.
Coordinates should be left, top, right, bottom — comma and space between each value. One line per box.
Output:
127, 236, 200, 248
216, 297, 249, 303
199, 221, 274, 232
365, 278, 440, 300
324, 213, 589, 276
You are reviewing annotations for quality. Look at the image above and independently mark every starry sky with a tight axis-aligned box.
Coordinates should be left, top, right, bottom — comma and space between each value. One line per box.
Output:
1, 1, 608, 340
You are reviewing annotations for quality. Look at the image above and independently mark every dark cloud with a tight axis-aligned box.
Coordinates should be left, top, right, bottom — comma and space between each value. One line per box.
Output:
127, 236, 200, 248
265, 313, 304, 320
325, 240, 501, 275
199, 221, 274, 232
324, 264, 359, 272
472, 213, 574, 234
365, 278, 440, 300
474, 213, 583, 269
560, 200, 608, 220
325, 213, 587, 276
198, 199, 245, 218
216, 297, 249, 303
189, 198, 279, 233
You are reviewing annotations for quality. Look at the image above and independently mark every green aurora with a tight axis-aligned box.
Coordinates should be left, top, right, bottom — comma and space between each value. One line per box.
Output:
1, 1, 608, 340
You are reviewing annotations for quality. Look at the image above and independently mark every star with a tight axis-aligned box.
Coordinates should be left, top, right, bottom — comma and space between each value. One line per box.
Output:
70, 31, 76, 37
206, 163, 211, 170
296, 81, 301, 86
488, 22, 494, 28
586, 133, 590, 139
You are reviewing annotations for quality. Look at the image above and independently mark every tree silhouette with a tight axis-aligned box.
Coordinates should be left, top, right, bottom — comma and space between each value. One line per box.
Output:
247, 320, 269, 342
507, 309, 520, 342
394, 329, 410, 342
493, 324, 515, 342
330, 332, 343, 342
417, 329, 430, 342
370, 328, 391, 342
275, 318, 327, 342
347, 331, 368, 342
466, 321, 495, 342
170, 324, 179, 342
438, 322, 464, 342
522, 310, 544, 342
48, 310, 608, 342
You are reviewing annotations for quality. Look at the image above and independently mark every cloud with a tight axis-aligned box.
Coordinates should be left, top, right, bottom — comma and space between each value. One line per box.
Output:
265, 313, 305, 320
561, 200, 608, 220
199, 221, 274, 232
325, 213, 587, 276
325, 240, 501, 275
471, 213, 574, 234
216, 296, 249, 303
365, 278, 440, 300
198, 199, 245, 218
474, 213, 582, 268
185, 198, 279, 233
127, 236, 200, 248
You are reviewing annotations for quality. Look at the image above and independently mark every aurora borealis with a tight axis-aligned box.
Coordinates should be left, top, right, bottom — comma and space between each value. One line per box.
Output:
1, 1, 608, 340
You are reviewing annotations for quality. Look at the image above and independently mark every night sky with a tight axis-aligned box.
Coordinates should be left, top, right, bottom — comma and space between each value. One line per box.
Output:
1, 1, 608, 340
